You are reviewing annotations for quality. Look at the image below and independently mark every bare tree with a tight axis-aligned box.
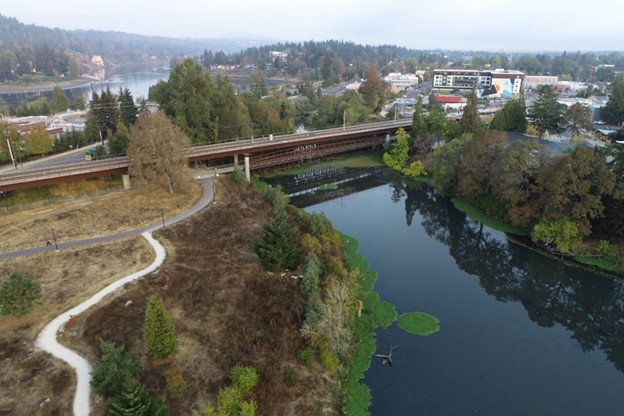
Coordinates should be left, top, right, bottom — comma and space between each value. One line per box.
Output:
127, 111, 191, 194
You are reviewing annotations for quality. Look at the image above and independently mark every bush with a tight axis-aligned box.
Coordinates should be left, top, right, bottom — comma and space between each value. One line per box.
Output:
231, 166, 247, 185
230, 365, 258, 394
297, 347, 314, 366
320, 350, 340, 372
166, 365, 187, 399
0, 272, 42, 317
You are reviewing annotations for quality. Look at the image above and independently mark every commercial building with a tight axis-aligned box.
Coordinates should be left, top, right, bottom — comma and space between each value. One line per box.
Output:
433, 69, 525, 99
384, 72, 421, 90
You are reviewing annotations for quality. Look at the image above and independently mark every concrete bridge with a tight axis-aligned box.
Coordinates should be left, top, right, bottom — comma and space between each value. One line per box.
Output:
0, 119, 411, 192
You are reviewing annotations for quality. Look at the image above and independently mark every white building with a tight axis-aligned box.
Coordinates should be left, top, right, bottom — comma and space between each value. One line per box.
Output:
384, 72, 420, 89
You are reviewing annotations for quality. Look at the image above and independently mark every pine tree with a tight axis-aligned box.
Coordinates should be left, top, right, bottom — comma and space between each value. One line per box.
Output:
255, 205, 303, 272
91, 341, 141, 397
143, 295, 176, 360
459, 92, 482, 136
106, 381, 168, 416
410, 97, 427, 140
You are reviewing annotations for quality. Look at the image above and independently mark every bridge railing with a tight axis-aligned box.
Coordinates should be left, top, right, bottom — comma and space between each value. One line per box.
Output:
0, 158, 129, 186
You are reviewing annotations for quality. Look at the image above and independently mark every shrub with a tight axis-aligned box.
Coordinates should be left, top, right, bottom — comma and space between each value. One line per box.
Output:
0, 272, 42, 317
320, 350, 340, 372
166, 365, 187, 399
297, 347, 314, 366
231, 166, 247, 185
230, 365, 258, 394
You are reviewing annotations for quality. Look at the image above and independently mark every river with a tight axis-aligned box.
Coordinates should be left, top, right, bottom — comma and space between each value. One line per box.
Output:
275, 168, 624, 416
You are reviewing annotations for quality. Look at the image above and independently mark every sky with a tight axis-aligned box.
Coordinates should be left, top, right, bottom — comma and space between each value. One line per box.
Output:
2, 0, 623, 52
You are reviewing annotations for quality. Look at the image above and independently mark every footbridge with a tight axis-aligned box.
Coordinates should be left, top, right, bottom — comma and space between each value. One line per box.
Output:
0, 119, 411, 192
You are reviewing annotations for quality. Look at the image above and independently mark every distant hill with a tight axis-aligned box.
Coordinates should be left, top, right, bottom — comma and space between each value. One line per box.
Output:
0, 14, 271, 81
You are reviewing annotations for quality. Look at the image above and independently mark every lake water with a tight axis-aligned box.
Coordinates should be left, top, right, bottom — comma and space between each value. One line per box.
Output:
0, 71, 170, 109
286, 170, 624, 416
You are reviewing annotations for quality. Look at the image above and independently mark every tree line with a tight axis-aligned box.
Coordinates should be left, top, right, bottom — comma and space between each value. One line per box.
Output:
384, 90, 624, 263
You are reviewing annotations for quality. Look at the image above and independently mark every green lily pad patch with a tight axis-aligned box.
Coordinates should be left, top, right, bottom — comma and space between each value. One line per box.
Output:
398, 312, 440, 336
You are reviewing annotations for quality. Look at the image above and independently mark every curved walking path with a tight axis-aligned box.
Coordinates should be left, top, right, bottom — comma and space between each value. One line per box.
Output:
26, 175, 216, 416
36, 232, 166, 416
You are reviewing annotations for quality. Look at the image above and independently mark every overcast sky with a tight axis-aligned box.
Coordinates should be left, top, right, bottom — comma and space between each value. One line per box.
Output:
3, 0, 623, 52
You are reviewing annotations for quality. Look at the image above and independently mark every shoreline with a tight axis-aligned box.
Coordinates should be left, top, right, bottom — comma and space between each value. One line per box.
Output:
0, 78, 94, 95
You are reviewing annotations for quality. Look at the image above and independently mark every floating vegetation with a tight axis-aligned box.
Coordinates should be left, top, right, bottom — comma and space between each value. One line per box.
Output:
398, 312, 440, 336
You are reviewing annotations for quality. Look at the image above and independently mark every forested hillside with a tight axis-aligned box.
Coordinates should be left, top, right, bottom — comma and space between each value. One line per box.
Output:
0, 14, 265, 82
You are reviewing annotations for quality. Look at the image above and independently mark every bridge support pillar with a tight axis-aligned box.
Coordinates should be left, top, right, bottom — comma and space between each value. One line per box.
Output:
233, 154, 239, 168
385, 134, 390, 144
122, 173, 132, 190
244, 155, 250, 182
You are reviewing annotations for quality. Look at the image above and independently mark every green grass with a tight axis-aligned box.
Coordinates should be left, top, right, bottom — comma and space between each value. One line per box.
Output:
451, 197, 529, 236
398, 312, 440, 336
318, 183, 338, 190
574, 256, 624, 273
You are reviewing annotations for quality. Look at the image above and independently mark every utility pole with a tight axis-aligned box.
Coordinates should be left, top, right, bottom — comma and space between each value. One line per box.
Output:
1, 115, 17, 170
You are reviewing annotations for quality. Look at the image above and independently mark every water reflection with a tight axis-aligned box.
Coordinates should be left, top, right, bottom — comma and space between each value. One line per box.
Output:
396, 177, 624, 373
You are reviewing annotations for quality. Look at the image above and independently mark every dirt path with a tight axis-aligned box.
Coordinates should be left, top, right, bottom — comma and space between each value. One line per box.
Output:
36, 232, 166, 415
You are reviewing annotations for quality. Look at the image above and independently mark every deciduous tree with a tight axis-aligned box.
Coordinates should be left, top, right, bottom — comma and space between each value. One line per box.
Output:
359, 67, 389, 112
535, 148, 616, 235
457, 130, 507, 199
563, 102, 593, 136
127, 111, 191, 194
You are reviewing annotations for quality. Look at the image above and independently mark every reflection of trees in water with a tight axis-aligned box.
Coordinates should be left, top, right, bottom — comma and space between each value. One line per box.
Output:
394, 178, 624, 373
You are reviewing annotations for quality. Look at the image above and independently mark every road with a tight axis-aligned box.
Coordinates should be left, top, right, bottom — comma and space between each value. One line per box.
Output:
0, 175, 214, 260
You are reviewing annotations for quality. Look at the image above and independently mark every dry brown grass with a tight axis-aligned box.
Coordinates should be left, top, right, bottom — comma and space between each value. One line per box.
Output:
0, 177, 339, 416
0, 181, 201, 252
0, 237, 154, 416
64, 179, 340, 416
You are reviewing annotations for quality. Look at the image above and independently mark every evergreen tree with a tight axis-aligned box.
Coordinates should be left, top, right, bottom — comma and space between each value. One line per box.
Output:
528, 85, 566, 134
91, 341, 141, 398
601, 74, 624, 126
143, 295, 176, 360
106, 381, 168, 416
118, 87, 138, 128
410, 97, 427, 145
0, 272, 41, 317
255, 205, 303, 272
108, 122, 130, 157
459, 92, 482, 136
50, 85, 69, 114
490, 96, 527, 133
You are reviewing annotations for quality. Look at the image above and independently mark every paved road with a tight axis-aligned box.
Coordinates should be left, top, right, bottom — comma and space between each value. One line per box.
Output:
0, 175, 215, 260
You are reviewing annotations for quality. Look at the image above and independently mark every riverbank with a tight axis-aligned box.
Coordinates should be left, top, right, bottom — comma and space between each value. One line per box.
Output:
448, 195, 623, 275
0, 77, 93, 94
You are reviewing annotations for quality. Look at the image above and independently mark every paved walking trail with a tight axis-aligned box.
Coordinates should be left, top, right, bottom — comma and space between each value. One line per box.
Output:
10, 175, 216, 415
